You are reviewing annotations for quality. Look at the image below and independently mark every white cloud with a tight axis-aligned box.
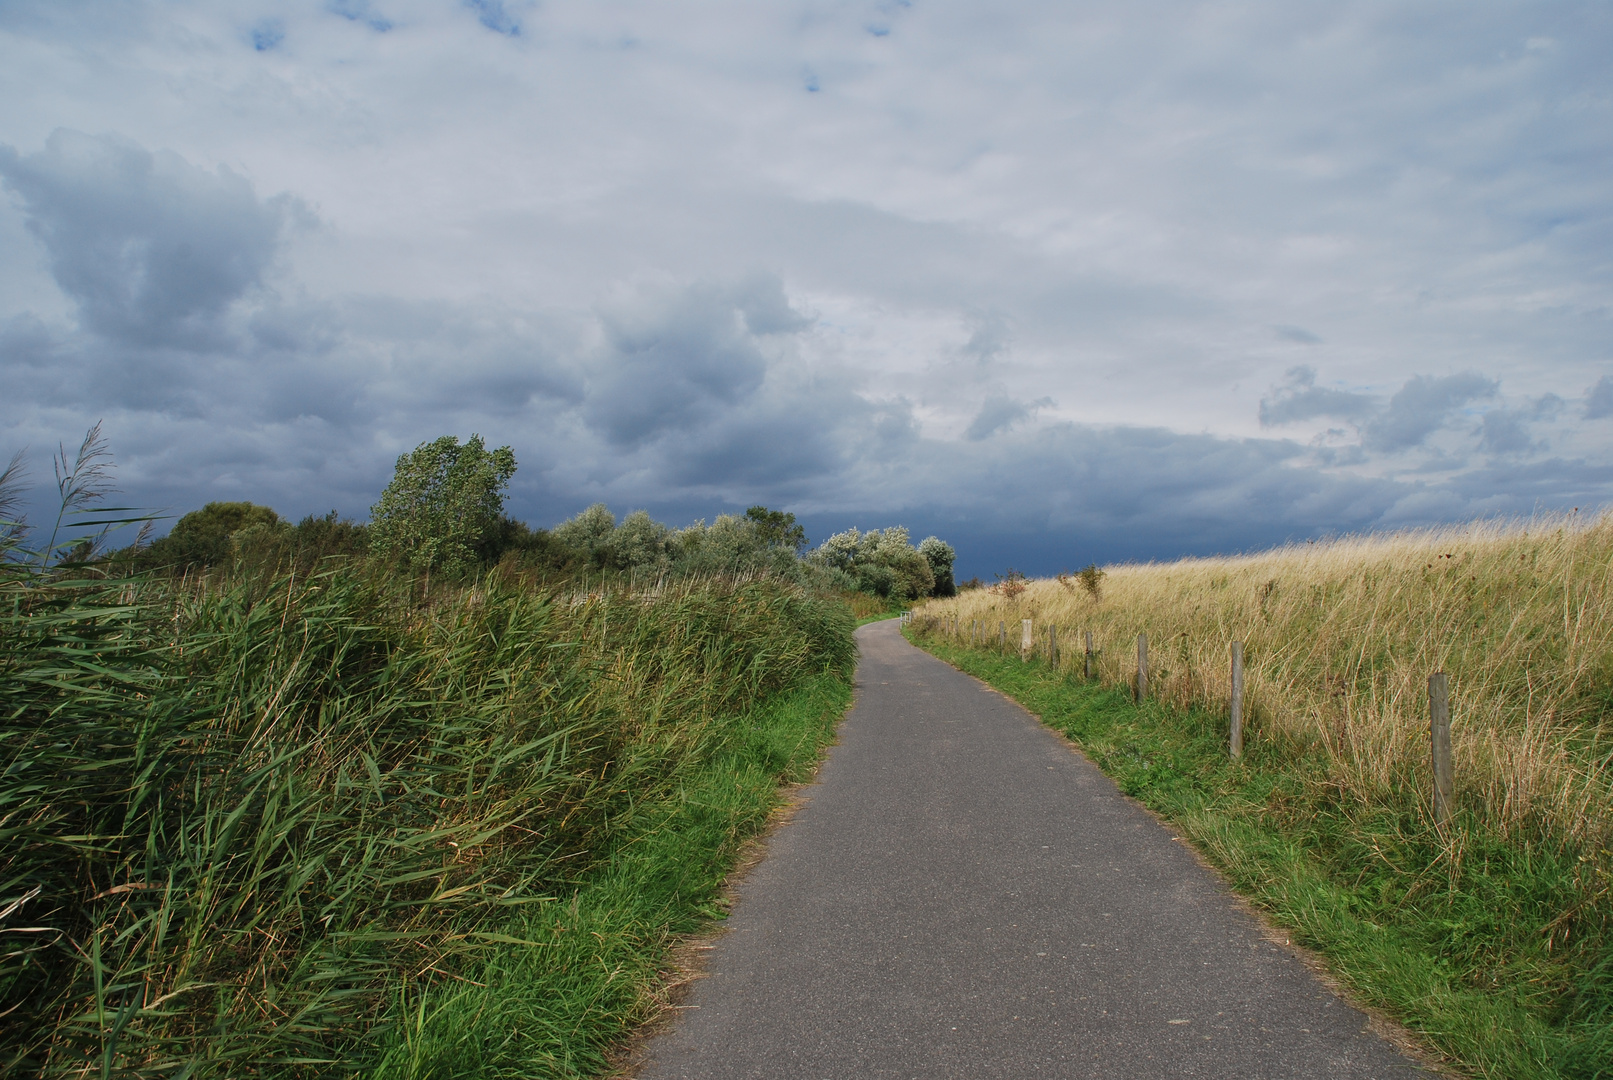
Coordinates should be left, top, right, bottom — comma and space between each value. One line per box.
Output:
0, 1, 1610, 569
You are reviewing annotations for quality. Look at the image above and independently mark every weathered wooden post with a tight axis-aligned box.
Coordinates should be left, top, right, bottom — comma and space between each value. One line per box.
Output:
1021, 619, 1033, 660
999, 620, 1006, 651
1229, 641, 1244, 758
1135, 633, 1149, 701
1084, 631, 1094, 680
1430, 672, 1453, 823
1049, 625, 1058, 669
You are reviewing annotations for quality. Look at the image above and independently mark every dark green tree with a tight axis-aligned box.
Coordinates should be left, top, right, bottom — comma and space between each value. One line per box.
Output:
918, 536, 957, 597
368, 435, 516, 576
144, 502, 281, 569
744, 506, 808, 553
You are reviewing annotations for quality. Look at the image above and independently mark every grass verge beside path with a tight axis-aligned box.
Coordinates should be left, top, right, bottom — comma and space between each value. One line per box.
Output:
909, 633, 1611, 1080
365, 672, 852, 1080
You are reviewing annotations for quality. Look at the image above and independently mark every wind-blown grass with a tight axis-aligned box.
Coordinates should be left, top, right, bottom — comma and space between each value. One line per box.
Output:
2, 550, 854, 1078
911, 513, 1613, 1078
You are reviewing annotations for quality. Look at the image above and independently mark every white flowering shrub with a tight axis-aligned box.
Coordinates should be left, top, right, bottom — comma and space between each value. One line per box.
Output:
808, 525, 943, 601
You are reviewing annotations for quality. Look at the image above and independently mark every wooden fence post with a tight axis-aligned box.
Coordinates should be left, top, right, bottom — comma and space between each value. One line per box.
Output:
1049, 625, 1058, 669
1135, 633, 1149, 701
999, 621, 1006, 651
1430, 672, 1453, 823
1229, 641, 1244, 758
1084, 631, 1093, 680
1021, 619, 1033, 660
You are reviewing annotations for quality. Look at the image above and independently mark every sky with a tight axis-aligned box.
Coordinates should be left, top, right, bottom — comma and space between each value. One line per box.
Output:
1, 1, 1610, 576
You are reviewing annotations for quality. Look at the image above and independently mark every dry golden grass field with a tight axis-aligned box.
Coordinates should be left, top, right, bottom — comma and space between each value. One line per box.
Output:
920, 512, 1613, 868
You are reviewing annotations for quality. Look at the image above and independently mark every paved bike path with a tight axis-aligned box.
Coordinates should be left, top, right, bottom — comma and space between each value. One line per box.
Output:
638, 619, 1424, 1079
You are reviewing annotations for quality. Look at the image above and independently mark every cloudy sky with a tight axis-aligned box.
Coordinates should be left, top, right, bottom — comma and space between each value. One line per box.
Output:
2, 1, 1610, 574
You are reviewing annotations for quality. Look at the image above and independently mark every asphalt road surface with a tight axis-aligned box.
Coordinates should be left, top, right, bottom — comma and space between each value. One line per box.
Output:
637, 619, 1426, 1079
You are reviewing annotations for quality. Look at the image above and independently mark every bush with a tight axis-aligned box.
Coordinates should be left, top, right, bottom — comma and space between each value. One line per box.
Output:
140, 501, 281, 569
808, 525, 948, 602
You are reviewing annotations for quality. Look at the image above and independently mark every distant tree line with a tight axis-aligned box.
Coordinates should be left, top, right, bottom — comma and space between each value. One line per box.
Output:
118, 434, 958, 602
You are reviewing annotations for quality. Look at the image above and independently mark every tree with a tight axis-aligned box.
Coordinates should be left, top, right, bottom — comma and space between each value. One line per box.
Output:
611, 510, 673, 572
808, 524, 949, 602
368, 435, 516, 576
918, 536, 957, 597
744, 506, 807, 553
552, 503, 618, 568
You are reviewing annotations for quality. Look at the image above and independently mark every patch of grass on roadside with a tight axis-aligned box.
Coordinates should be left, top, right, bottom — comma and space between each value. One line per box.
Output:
910, 634, 1613, 1080
836, 589, 907, 624
856, 612, 903, 627
363, 671, 852, 1080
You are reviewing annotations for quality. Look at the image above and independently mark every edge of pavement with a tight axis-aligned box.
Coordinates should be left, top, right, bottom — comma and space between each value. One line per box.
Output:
912, 633, 1456, 1078
605, 680, 864, 1077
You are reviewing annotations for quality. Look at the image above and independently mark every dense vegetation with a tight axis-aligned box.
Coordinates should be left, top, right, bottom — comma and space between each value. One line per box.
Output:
3, 539, 858, 1077
119, 434, 956, 606
0, 430, 900, 1077
911, 516, 1613, 1079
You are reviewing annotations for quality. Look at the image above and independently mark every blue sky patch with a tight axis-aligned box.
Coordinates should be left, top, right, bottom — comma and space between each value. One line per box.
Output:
465, 0, 520, 36
250, 18, 285, 51
329, 0, 392, 32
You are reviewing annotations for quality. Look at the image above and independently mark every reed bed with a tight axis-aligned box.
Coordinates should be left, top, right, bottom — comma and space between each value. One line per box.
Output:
917, 513, 1613, 855
1, 556, 854, 1078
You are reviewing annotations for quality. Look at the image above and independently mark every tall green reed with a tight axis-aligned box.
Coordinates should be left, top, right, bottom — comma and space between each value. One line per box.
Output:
2, 549, 853, 1077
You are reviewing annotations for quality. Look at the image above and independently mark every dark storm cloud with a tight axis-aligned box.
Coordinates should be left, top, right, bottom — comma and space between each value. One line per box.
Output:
580, 281, 793, 448
1258, 366, 1377, 428
1361, 373, 1498, 452
0, 0, 1607, 579
1443, 456, 1613, 510
0, 130, 303, 350
961, 313, 1011, 365
1477, 395, 1564, 456
340, 297, 583, 415
659, 397, 850, 489
809, 422, 1413, 576
732, 272, 814, 335
1586, 376, 1613, 420
1273, 325, 1322, 345
1477, 410, 1534, 455
964, 395, 1053, 441
0, 314, 58, 374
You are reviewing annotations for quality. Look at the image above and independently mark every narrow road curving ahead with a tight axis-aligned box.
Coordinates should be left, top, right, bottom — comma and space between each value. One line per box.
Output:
638, 619, 1425, 1079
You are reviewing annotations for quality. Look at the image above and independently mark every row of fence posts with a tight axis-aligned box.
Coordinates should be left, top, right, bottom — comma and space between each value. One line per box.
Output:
930, 615, 1456, 823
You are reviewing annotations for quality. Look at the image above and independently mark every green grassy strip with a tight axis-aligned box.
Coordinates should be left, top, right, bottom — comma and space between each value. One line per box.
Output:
909, 633, 1612, 1080
362, 671, 853, 1080
855, 612, 904, 627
